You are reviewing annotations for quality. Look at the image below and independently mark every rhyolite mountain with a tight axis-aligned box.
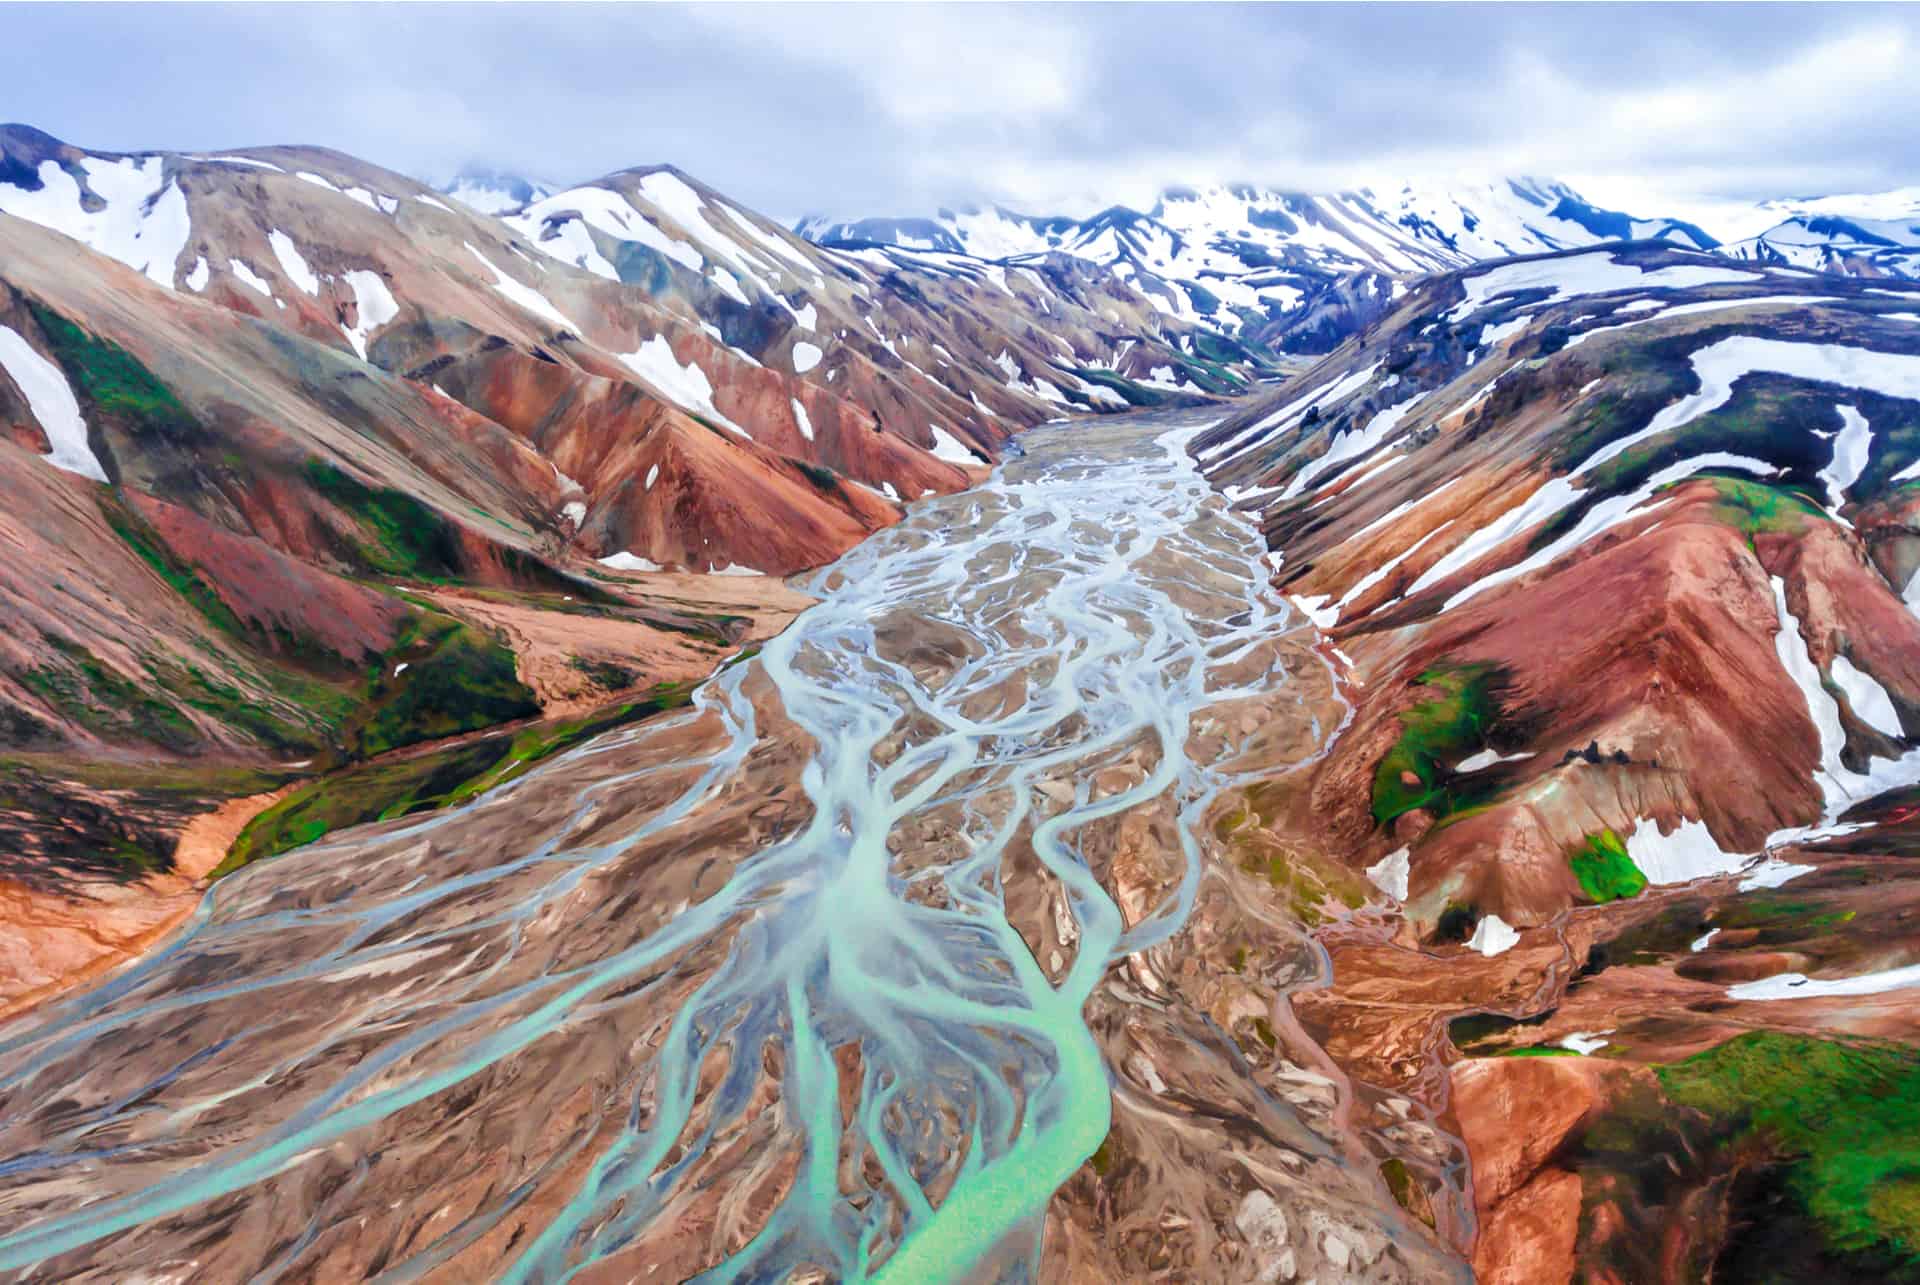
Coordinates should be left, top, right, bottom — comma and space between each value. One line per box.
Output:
6, 114, 1920, 1285
0, 121, 1260, 974
1194, 240, 1920, 1282
798, 177, 1717, 355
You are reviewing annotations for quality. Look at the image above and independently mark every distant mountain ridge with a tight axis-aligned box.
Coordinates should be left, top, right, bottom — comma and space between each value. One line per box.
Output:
797, 177, 1718, 353
1725, 186, 1920, 278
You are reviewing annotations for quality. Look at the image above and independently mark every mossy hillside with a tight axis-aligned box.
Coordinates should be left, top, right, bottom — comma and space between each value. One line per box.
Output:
25, 299, 197, 440
216, 683, 695, 877
21, 633, 200, 753
300, 458, 468, 580
1570, 828, 1648, 903
339, 614, 540, 759
1658, 1031, 1920, 1278
1371, 664, 1504, 827
1705, 474, 1830, 540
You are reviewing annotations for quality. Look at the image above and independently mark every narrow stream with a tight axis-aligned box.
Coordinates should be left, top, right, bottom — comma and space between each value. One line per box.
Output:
0, 410, 1334, 1281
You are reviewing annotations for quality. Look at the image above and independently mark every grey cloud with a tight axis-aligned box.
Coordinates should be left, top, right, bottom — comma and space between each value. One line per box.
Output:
2, 2, 1914, 225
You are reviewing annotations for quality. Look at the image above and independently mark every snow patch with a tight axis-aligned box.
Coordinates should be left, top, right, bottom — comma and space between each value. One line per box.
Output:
268, 230, 320, 296
466, 243, 571, 330
791, 398, 814, 442
620, 335, 745, 435
791, 341, 824, 374
600, 552, 665, 573
1365, 847, 1410, 901
0, 156, 190, 289
0, 326, 108, 480
1467, 914, 1520, 957
338, 270, 398, 361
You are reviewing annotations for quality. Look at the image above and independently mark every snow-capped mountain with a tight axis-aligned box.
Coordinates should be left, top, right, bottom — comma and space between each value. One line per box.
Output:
1724, 187, 1920, 278
439, 165, 557, 215
798, 178, 1716, 353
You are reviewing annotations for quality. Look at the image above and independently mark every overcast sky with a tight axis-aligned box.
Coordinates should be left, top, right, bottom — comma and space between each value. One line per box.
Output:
5, 3, 1915, 237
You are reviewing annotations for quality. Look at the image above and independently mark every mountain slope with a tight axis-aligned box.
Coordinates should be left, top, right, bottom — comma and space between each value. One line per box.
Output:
1724, 186, 1920, 278
1193, 242, 1920, 1280
799, 177, 1716, 355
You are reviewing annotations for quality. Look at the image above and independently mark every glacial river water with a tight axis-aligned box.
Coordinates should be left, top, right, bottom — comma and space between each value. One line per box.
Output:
0, 411, 1349, 1281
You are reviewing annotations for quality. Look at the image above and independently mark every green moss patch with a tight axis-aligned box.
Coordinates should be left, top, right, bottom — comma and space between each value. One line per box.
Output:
216, 683, 695, 877
1706, 475, 1830, 539
1371, 664, 1503, 827
340, 615, 540, 759
1570, 828, 1648, 903
26, 299, 197, 438
1659, 1031, 1920, 1276
301, 458, 466, 579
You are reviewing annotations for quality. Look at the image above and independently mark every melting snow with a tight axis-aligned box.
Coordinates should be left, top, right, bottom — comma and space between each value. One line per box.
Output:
927, 425, 979, 466
1448, 251, 1760, 322
1558, 1032, 1612, 1055
600, 552, 665, 573
1771, 575, 1920, 821
181, 256, 210, 291
1440, 452, 1779, 611
196, 154, 283, 172
1577, 337, 1920, 479
1365, 847, 1410, 901
1624, 817, 1753, 884
1467, 914, 1520, 957
515, 186, 704, 273
268, 230, 320, 296
1728, 961, 1920, 1002
791, 398, 814, 442
1819, 404, 1873, 512
228, 258, 275, 299
791, 341, 824, 374
620, 335, 746, 435
1691, 928, 1720, 952
466, 243, 571, 330
1455, 747, 1534, 772
645, 463, 660, 490
0, 156, 190, 289
1288, 594, 1340, 629
1832, 655, 1904, 738
338, 270, 398, 361
0, 325, 108, 481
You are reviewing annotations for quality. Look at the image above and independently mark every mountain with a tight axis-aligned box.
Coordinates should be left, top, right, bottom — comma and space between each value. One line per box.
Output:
439, 165, 556, 215
0, 122, 1267, 991
1194, 241, 1920, 1280
798, 177, 1717, 354
1724, 186, 1920, 278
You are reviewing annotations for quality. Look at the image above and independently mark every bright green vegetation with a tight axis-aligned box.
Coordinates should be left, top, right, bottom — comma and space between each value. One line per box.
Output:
340, 615, 540, 759
216, 682, 696, 877
1706, 475, 1829, 540
26, 299, 196, 437
301, 458, 465, 579
1659, 1032, 1920, 1276
1569, 828, 1648, 903
1500, 1045, 1582, 1058
1371, 664, 1502, 826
